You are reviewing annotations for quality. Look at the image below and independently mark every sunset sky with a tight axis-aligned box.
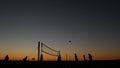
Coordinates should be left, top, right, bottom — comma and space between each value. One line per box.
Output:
0, 0, 120, 61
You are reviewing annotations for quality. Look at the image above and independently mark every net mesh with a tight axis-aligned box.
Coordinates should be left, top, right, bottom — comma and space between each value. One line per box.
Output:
41, 42, 59, 56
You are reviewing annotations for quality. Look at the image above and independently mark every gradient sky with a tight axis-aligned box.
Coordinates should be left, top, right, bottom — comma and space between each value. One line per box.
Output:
0, 0, 120, 61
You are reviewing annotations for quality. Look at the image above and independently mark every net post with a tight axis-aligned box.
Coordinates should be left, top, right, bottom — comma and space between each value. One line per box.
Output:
38, 41, 40, 62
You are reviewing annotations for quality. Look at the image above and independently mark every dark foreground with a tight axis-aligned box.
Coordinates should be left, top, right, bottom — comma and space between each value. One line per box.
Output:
0, 60, 120, 68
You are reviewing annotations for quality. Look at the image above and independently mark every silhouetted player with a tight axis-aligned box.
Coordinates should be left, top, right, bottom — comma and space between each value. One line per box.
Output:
57, 54, 61, 62
57, 51, 61, 62
83, 55, 86, 62
74, 53, 78, 61
88, 53, 92, 62
40, 54, 43, 62
4, 55, 9, 62
23, 56, 27, 62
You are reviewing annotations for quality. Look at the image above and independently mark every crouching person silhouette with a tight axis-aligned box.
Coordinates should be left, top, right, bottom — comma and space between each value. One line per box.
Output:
22, 56, 28, 63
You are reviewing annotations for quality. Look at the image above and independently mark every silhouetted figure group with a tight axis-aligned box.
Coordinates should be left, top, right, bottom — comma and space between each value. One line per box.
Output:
82, 53, 93, 62
3, 53, 93, 63
73, 53, 93, 62
4, 55, 28, 62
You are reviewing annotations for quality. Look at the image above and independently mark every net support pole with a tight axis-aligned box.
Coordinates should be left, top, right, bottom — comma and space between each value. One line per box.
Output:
38, 41, 40, 62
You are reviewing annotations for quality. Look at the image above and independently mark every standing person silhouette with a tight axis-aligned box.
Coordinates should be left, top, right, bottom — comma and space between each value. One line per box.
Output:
57, 51, 61, 62
4, 54, 9, 62
88, 53, 92, 62
83, 55, 86, 62
74, 53, 78, 62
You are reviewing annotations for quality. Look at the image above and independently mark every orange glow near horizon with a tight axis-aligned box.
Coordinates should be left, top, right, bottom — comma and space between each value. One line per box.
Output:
0, 43, 120, 61
0, 53, 120, 61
